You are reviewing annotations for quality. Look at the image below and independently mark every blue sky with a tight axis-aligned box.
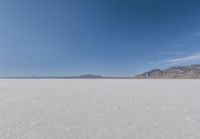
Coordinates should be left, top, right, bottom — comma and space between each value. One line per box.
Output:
0, 0, 200, 76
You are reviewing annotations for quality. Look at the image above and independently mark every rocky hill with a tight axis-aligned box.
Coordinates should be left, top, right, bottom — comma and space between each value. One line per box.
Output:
75, 74, 104, 79
135, 65, 200, 79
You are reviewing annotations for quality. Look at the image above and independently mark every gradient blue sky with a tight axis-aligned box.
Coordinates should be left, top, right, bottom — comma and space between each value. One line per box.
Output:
1, 0, 200, 76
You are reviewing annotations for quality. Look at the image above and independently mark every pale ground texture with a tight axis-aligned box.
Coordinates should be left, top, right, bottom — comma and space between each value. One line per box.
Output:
0, 79, 200, 139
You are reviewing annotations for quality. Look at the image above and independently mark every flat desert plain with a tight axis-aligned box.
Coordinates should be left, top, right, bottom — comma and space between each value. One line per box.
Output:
0, 79, 200, 139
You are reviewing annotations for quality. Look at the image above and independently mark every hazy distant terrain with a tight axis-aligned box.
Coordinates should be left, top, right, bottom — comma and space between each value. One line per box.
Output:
0, 79, 200, 139
135, 65, 200, 79
2, 65, 200, 79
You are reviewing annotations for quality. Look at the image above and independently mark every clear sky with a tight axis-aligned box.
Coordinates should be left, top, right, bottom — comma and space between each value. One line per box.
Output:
1, 0, 200, 76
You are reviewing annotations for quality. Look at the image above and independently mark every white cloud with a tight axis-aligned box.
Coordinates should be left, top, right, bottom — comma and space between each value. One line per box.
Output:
191, 32, 200, 37
168, 53, 200, 65
188, 31, 200, 40
148, 52, 200, 68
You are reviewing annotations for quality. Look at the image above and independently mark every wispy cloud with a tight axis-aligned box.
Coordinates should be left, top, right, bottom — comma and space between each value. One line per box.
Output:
156, 51, 187, 55
191, 31, 200, 37
167, 53, 200, 65
149, 52, 200, 68
189, 31, 200, 40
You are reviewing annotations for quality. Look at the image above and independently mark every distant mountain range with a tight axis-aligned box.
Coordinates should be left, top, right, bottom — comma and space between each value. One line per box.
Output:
0, 74, 132, 79
1, 64, 200, 79
74, 74, 104, 79
135, 64, 200, 79
0, 74, 105, 79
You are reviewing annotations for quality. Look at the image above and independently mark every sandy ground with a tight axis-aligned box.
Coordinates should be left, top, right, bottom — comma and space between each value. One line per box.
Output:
0, 79, 200, 139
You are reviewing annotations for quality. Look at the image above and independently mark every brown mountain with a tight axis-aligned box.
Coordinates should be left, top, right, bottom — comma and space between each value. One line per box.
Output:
135, 65, 200, 79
